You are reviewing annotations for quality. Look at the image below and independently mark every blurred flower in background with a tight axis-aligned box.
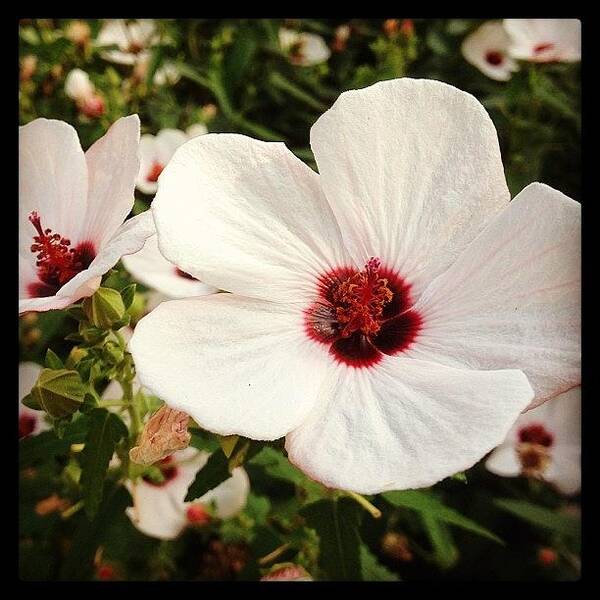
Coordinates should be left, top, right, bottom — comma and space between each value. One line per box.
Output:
96, 19, 158, 66
279, 28, 331, 66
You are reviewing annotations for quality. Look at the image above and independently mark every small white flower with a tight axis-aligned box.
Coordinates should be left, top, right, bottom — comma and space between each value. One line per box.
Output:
504, 19, 581, 63
153, 62, 181, 86
19, 116, 154, 314
64, 68, 95, 103
130, 78, 580, 494
462, 22, 519, 81
19, 362, 49, 438
136, 126, 208, 195
279, 28, 331, 66
96, 19, 158, 66
122, 234, 218, 300
486, 387, 580, 495
125, 447, 250, 540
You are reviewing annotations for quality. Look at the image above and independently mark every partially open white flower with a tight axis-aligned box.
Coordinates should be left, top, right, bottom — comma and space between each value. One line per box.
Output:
19, 362, 49, 438
136, 126, 208, 195
19, 116, 154, 314
461, 22, 519, 81
130, 78, 580, 494
486, 387, 580, 495
123, 234, 218, 299
96, 19, 158, 65
279, 28, 331, 66
153, 62, 181, 86
64, 68, 95, 103
504, 19, 581, 63
125, 447, 250, 540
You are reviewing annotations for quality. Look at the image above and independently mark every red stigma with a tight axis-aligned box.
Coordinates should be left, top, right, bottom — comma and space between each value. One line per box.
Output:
146, 161, 164, 183
27, 211, 95, 298
485, 51, 504, 66
305, 258, 421, 368
518, 423, 554, 447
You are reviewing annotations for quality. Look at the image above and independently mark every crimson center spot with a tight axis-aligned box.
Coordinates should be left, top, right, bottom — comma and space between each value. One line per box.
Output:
305, 257, 422, 368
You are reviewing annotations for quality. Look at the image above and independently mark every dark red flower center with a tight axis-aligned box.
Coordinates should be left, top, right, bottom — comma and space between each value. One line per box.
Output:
27, 211, 96, 298
142, 455, 179, 487
146, 161, 164, 183
175, 267, 197, 281
485, 50, 504, 66
534, 42, 555, 55
518, 423, 554, 447
305, 258, 422, 368
19, 413, 37, 438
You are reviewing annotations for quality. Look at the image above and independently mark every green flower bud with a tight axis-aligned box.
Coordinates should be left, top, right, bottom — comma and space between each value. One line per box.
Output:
30, 368, 86, 419
83, 287, 126, 330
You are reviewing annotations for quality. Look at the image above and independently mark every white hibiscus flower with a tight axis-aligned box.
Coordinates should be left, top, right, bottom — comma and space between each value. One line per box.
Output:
504, 19, 581, 63
136, 125, 208, 195
129, 78, 580, 494
96, 19, 158, 66
125, 447, 250, 540
64, 68, 106, 118
19, 362, 49, 438
461, 21, 519, 81
279, 28, 331, 66
19, 116, 154, 314
486, 387, 580, 495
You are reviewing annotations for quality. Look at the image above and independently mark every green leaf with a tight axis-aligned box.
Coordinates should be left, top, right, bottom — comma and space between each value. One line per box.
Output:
44, 348, 64, 370
185, 439, 262, 501
224, 27, 258, 92
120, 283, 137, 310
383, 490, 503, 545
30, 368, 86, 419
59, 483, 132, 581
80, 408, 128, 519
420, 512, 459, 570
21, 393, 41, 411
494, 498, 581, 539
301, 498, 363, 581
360, 545, 400, 581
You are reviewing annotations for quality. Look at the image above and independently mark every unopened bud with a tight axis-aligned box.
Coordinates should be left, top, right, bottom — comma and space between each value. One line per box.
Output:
538, 547, 558, 567
400, 19, 415, 38
383, 19, 400, 38
261, 563, 313, 581
186, 503, 211, 525
20, 55, 37, 82
83, 287, 126, 330
129, 405, 191, 465
80, 94, 105, 118
381, 531, 413, 562
201, 103, 218, 121
35, 494, 69, 516
66, 20, 91, 47
30, 368, 86, 419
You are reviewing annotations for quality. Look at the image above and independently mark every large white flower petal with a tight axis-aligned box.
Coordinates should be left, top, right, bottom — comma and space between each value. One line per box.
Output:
546, 447, 581, 495
122, 235, 219, 298
19, 119, 88, 258
408, 183, 580, 407
152, 133, 350, 303
129, 294, 331, 440
310, 78, 510, 298
461, 21, 519, 81
504, 19, 581, 62
81, 115, 141, 246
57, 210, 155, 299
286, 357, 533, 493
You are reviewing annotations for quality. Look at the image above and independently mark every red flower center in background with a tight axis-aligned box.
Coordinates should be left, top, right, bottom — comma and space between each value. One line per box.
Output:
518, 423, 554, 447
485, 50, 504, 66
186, 503, 211, 525
146, 162, 164, 183
27, 211, 96, 298
19, 413, 37, 438
142, 455, 179, 487
175, 267, 198, 281
305, 257, 421, 368
534, 42, 555, 55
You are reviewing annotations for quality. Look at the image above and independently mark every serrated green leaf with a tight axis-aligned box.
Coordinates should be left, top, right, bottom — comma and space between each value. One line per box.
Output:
44, 348, 64, 370
494, 498, 581, 539
360, 545, 400, 581
301, 498, 363, 581
383, 490, 503, 545
80, 408, 128, 519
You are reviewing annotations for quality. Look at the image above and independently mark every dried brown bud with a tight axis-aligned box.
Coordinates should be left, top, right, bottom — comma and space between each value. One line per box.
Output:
381, 531, 413, 562
129, 405, 191, 465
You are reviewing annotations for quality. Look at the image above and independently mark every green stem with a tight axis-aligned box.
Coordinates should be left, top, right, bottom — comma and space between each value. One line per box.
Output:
61, 499, 84, 519
345, 491, 382, 519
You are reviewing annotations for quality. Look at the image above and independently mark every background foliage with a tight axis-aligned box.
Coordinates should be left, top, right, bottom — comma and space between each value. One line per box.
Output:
19, 18, 581, 582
